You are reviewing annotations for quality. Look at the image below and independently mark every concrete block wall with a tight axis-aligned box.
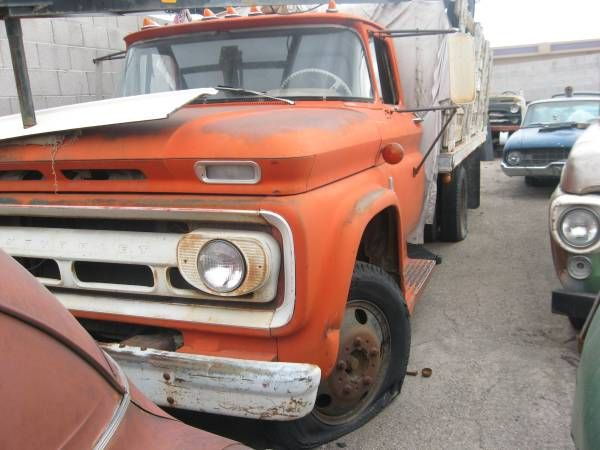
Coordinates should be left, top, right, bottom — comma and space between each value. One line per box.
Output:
492, 52, 600, 102
0, 16, 142, 116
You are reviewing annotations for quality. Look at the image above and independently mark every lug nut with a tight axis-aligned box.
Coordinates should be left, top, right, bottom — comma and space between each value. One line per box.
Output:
363, 376, 373, 386
354, 337, 363, 348
337, 360, 347, 371
369, 347, 378, 357
343, 384, 352, 394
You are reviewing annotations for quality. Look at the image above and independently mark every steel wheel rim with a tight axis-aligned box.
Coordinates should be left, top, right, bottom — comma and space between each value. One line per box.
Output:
313, 299, 391, 425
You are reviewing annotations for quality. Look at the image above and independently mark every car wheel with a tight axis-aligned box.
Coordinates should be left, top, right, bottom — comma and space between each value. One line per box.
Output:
440, 165, 468, 242
266, 262, 410, 449
569, 316, 585, 330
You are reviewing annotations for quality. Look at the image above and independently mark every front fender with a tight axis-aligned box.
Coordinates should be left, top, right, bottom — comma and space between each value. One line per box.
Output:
270, 167, 406, 375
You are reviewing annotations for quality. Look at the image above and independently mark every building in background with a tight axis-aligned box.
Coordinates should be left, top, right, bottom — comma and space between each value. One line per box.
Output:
491, 38, 600, 102
0, 16, 141, 116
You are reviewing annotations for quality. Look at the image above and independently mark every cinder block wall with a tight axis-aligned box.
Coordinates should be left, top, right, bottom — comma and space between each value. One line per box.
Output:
0, 16, 142, 116
492, 52, 600, 101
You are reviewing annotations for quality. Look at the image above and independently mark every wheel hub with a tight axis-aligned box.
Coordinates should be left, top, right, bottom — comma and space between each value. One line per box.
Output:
314, 302, 388, 422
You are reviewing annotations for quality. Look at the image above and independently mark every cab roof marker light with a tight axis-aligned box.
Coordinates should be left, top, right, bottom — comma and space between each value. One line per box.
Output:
141, 17, 160, 29
202, 9, 219, 20
248, 5, 263, 16
194, 161, 261, 185
327, 0, 338, 13
225, 6, 241, 18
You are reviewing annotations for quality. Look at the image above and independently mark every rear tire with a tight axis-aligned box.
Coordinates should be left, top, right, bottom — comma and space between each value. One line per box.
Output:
440, 165, 468, 242
266, 262, 410, 449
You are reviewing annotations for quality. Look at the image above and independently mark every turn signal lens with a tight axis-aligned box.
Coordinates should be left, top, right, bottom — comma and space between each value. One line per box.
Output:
198, 240, 246, 293
559, 208, 600, 248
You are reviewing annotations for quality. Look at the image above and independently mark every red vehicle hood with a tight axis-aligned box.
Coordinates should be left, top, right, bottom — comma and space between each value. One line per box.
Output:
0, 102, 381, 196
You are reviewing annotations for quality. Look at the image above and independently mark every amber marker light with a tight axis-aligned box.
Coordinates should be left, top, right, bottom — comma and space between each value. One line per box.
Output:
327, 0, 339, 13
225, 6, 241, 17
248, 5, 263, 16
202, 8, 219, 20
141, 17, 160, 29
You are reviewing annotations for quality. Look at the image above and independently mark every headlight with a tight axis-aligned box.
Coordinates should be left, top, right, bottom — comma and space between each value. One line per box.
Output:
510, 105, 520, 114
567, 256, 593, 280
559, 208, 600, 248
197, 240, 246, 293
506, 151, 521, 166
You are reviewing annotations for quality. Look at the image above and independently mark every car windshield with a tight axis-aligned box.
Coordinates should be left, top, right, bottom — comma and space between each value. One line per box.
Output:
523, 100, 600, 127
120, 26, 373, 101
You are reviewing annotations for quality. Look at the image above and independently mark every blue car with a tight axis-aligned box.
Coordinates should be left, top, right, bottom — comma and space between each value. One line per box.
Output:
501, 95, 600, 185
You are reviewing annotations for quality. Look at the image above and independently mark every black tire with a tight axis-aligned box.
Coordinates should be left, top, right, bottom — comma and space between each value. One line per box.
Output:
466, 149, 481, 210
524, 176, 539, 187
266, 262, 410, 449
440, 165, 468, 242
569, 316, 585, 330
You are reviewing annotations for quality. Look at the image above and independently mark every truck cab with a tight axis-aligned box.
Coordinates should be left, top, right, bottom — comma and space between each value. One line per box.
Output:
0, 8, 476, 447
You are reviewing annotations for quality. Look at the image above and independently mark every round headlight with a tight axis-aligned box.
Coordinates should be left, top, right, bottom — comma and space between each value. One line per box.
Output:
559, 208, 600, 248
510, 105, 520, 114
567, 256, 593, 280
197, 240, 246, 293
506, 151, 521, 166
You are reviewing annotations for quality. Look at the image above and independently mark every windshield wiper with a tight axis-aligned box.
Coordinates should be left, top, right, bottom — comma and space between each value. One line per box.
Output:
537, 121, 582, 132
215, 86, 295, 105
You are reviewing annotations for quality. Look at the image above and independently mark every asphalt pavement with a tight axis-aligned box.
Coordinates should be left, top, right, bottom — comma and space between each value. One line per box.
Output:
175, 161, 578, 449
322, 161, 578, 450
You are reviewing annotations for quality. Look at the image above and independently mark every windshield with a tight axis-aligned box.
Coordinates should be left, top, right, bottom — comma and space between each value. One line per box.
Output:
523, 100, 600, 127
121, 27, 373, 101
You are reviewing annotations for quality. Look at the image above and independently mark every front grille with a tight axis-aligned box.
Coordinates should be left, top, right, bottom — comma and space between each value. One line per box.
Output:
489, 103, 522, 125
511, 148, 569, 167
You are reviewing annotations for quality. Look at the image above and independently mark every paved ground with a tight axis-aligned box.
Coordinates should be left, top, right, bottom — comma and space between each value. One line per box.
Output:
176, 161, 579, 449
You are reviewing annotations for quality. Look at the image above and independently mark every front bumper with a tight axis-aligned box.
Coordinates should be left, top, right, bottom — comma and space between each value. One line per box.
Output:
551, 289, 597, 319
501, 161, 565, 177
102, 344, 321, 421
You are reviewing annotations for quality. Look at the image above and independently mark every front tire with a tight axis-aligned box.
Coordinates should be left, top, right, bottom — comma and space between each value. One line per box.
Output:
266, 262, 410, 449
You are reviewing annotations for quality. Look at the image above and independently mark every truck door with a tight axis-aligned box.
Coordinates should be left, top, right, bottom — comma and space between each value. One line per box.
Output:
369, 35, 425, 231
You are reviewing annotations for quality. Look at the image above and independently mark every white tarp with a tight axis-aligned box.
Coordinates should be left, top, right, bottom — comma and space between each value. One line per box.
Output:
338, 1, 451, 243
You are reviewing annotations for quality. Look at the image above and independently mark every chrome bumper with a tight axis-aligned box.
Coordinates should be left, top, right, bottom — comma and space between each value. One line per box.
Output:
102, 344, 321, 421
501, 161, 565, 177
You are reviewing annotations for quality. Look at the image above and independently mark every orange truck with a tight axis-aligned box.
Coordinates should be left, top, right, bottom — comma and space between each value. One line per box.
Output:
0, 1, 489, 447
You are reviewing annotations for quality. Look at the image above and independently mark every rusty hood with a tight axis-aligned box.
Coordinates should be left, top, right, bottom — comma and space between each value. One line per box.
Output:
560, 121, 600, 195
0, 102, 381, 196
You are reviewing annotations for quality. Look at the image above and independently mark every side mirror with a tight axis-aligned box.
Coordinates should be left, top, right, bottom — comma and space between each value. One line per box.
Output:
448, 33, 476, 104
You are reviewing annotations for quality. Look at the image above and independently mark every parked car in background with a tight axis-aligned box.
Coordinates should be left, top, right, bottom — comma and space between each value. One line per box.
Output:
571, 292, 600, 450
0, 250, 246, 450
488, 91, 526, 151
502, 95, 600, 186
549, 122, 600, 329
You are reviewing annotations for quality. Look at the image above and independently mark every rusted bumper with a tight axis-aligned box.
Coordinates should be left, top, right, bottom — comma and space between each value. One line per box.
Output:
491, 125, 520, 133
102, 344, 321, 421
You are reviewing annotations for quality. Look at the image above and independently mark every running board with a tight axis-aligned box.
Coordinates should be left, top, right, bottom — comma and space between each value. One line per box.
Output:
403, 258, 436, 310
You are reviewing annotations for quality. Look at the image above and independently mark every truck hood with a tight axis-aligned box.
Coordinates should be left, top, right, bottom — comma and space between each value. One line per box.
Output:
560, 122, 600, 195
0, 100, 382, 196
0, 88, 218, 141
504, 126, 585, 151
